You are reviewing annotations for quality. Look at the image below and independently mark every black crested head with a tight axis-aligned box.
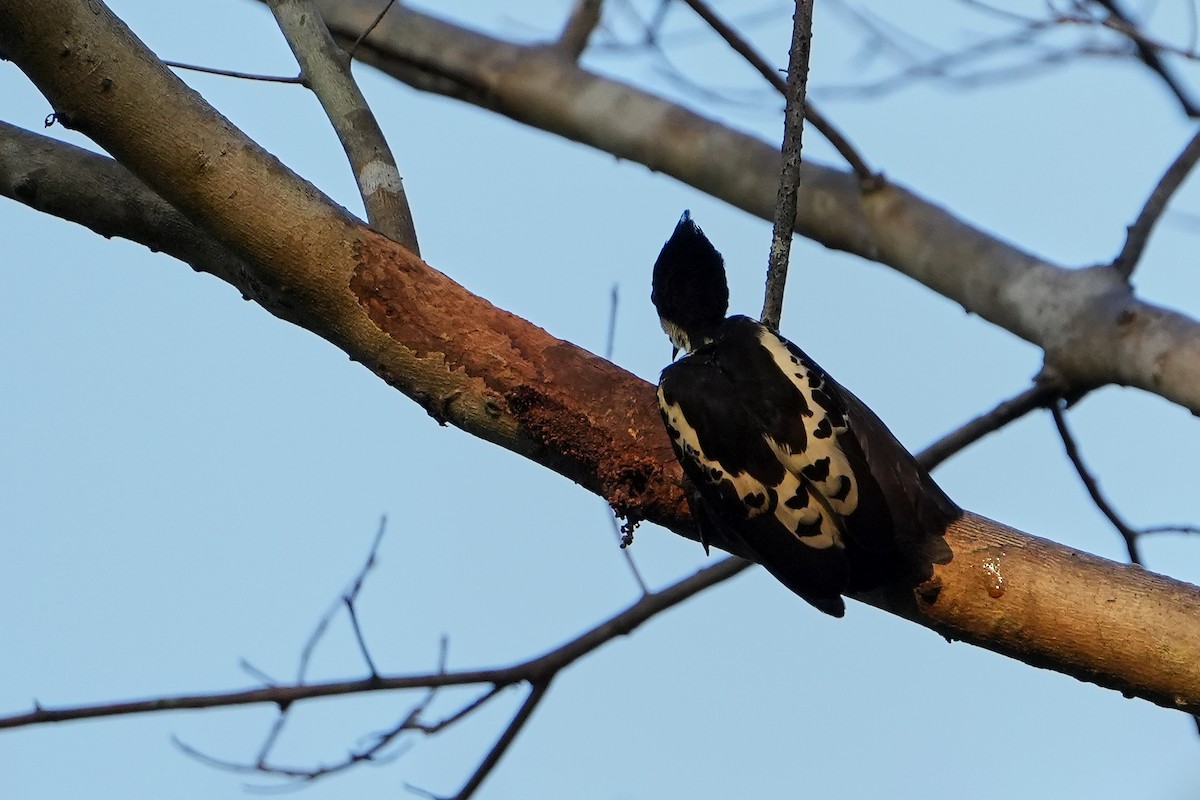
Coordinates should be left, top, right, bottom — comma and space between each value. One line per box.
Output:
651, 211, 730, 355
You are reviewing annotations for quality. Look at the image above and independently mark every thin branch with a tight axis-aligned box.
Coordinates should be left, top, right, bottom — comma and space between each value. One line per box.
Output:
640, 47, 783, 108
821, 2, 1061, 99
678, 0, 876, 184
245, 518, 391, 768
346, 0, 398, 60
171, 518, 732, 791
605, 282, 619, 362
917, 380, 1063, 470
267, 0, 420, 251
592, 0, 785, 54
252, 711, 291, 778
234, 661, 448, 785
294, 595, 337, 683
556, 0, 604, 60
601, 283, 650, 595
1112, 126, 1200, 278
161, 59, 303, 84
450, 681, 552, 800
1063, 10, 1200, 62
22, 554, 748, 794
436, 634, 449, 672
344, 598, 380, 678
407, 686, 502, 735
238, 660, 279, 687
342, 517, 386, 678
1092, 0, 1200, 117
1141, 523, 1200, 536
645, 0, 673, 46
0, 557, 749, 731
827, 0, 1200, 104
761, 0, 815, 331
296, 516, 388, 683
173, 738, 282, 777
569, 1, 785, 109
1050, 401, 1144, 565
1048, 397, 1200, 557
175, 691, 429, 783
1187, 0, 1199, 57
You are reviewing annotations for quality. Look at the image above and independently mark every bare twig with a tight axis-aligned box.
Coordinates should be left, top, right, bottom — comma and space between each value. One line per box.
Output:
1092, 0, 1200, 117
342, 518, 385, 678
645, 0, 673, 46
556, 0, 604, 60
238, 660, 279, 687
407, 686, 501, 736
1050, 401, 1143, 564
161, 59, 303, 83
1063, 12, 1200, 62
1049, 401, 1200, 560
605, 282, 619, 362
826, 1, 1200, 103
821, 2, 1061, 99
247, 517, 390, 770
267, 0, 419, 251
761, 1, 815, 331
1186, 0, 1199, 57
592, 1, 786, 54
28, 555, 748, 796
0, 557, 749, 731
917, 381, 1062, 470
1141, 523, 1200, 536
346, 0, 398, 59
344, 597, 380, 678
1112, 126, 1200, 278
601, 283, 650, 595
159, 510, 737, 794
296, 516, 388, 683
174, 692, 431, 783
678, 0, 876, 184
440, 681, 552, 800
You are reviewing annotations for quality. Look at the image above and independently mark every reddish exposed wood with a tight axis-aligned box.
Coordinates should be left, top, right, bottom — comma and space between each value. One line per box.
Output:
349, 233, 686, 525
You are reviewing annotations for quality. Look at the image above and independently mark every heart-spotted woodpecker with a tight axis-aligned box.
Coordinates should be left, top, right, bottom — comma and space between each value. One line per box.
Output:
652, 211, 958, 616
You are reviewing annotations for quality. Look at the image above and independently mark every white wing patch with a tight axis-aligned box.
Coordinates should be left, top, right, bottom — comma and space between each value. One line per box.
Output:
755, 328, 860, 517
658, 385, 843, 550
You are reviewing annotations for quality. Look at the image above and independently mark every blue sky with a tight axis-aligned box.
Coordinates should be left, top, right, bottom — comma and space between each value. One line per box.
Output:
4, 1, 1200, 798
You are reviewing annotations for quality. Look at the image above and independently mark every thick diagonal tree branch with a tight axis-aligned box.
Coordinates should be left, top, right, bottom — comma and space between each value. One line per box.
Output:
3, 0, 1200, 718
0, 122, 1060, 476
0, 122, 251, 288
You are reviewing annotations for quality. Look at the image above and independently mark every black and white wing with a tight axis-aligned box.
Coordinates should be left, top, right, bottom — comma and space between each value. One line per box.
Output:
657, 316, 957, 616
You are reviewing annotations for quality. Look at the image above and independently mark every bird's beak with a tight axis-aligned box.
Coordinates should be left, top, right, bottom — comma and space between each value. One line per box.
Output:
671, 345, 679, 360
